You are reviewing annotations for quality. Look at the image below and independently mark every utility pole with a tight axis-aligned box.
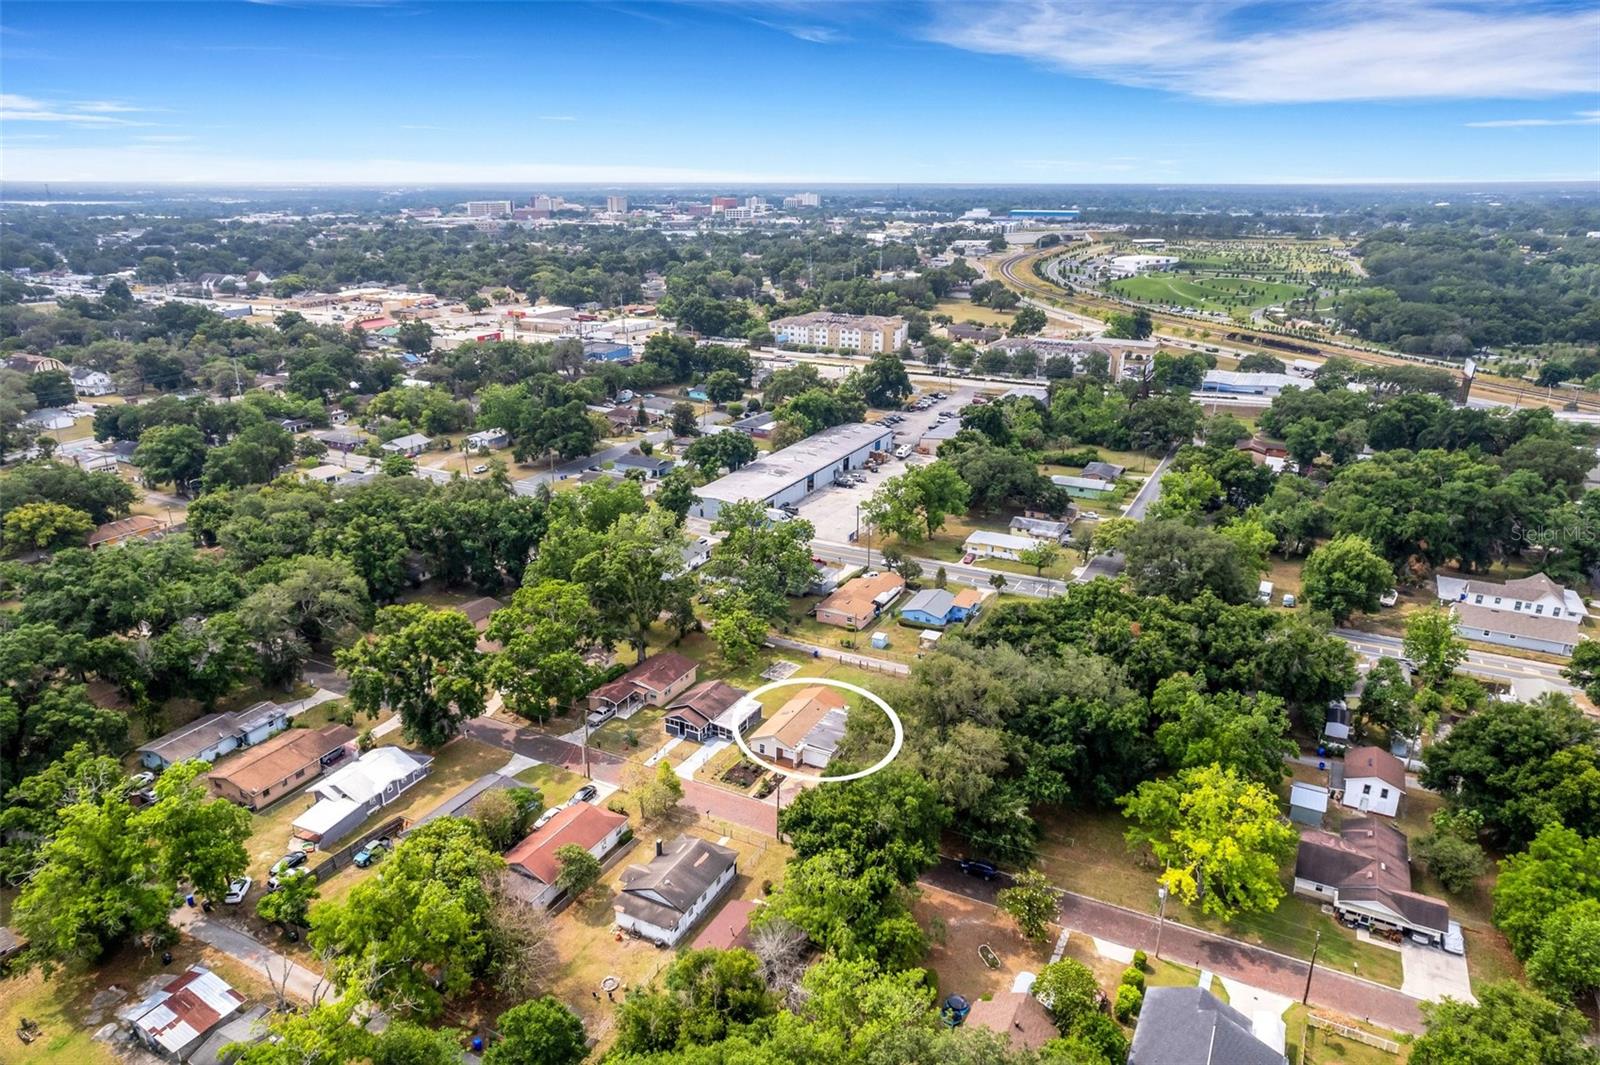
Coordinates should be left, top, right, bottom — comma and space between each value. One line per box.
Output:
581, 716, 591, 779
1154, 884, 1168, 959
1301, 930, 1321, 1004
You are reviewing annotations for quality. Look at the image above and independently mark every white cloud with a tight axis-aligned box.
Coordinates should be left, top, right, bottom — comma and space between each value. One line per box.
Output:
1466, 110, 1600, 128
1, 93, 152, 125
922, 1, 1600, 103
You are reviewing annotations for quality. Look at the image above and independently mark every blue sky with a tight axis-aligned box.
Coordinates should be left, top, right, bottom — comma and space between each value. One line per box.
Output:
2, 1, 1598, 184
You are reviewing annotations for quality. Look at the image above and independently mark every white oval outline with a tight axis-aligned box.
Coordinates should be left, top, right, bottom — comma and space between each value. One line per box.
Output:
732, 675, 904, 784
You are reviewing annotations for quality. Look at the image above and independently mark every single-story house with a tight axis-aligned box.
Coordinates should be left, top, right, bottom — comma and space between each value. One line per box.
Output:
750, 685, 848, 769
1435, 572, 1587, 656
1238, 436, 1289, 471
1323, 700, 1352, 744
300, 464, 368, 487
664, 681, 761, 743
276, 417, 312, 433
1081, 460, 1125, 484
682, 537, 712, 572
968, 974, 1058, 1051
603, 406, 642, 432
1129, 987, 1287, 1065
1010, 515, 1072, 543
731, 412, 775, 438
1288, 782, 1329, 827
1294, 818, 1450, 946
963, 529, 1037, 562
124, 965, 246, 1063
89, 514, 164, 549
465, 428, 509, 451
506, 803, 630, 908
315, 428, 367, 452
814, 571, 904, 630
899, 587, 988, 628
1050, 474, 1116, 500
206, 724, 356, 810
615, 452, 675, 479
404, 772, 523, 834
453, 596, 504, 650
586, 652, 699, 725
1337, 745, 1406, 818
70, 367, 115, 397
139, 702, 289, 771
291, 746, 433, 847
615, 835, 739, 946
944, 322, 1003, 347
381, 433, 432, 457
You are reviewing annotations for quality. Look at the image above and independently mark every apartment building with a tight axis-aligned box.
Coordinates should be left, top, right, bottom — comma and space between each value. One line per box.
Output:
606, 195, 629, 214
768, 311, 908, 353
465, 200, 512, 217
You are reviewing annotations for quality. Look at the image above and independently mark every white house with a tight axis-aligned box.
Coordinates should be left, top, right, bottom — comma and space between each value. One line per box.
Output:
506, 804, 629, 909
1435, 572, 1587, 656
291, 747, 433, 847
69, 367, 115, 397
137, 702, 288, 771
465, 428, 509, 451
963, 529, 1037, 562
614, 836, 738, 946
1336, 745, 1406, 818
381, 433, 432, 457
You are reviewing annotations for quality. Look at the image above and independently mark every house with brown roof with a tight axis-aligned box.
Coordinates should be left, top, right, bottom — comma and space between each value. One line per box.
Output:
505, 803, 630, 908
1293, 818, 1449, 945
586, 652, 699, 726
1336, 745, 1406, 818
814, 571, 904, 630
663, 680, 761, 744
966, 978, 1059, 1052
123, 965, 245, 1062
206, 724, 356, 810
88, 514, 163, 549
615, 835, 738, 946
750, 685, 848, 769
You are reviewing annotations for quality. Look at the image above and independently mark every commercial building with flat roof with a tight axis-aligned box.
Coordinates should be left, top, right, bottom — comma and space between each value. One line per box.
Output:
689, 421, 895, 520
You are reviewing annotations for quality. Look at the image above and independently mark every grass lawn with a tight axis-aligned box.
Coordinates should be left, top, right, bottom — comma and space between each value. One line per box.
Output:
1284, 1003, 1410, 1065
515, 762, 587, 807
932, 299, 1017, 330
0, 936, 270, 1065
1110, 273, 1309, 313
588, 706, 668, 755
1034, 806, 1405, 988
786, 606, 923, 664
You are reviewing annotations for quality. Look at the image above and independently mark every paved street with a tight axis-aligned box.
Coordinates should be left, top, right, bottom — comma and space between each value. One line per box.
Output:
922, 858, 1425, 1034
171, 907, 325, 1004
1334, 626, 1578, 697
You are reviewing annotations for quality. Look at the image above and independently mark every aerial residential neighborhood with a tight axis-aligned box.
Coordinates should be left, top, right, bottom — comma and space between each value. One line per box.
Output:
1, 3, 1598, 1065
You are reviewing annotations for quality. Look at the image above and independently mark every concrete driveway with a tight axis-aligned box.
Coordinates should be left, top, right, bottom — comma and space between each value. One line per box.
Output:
1399, 940, 1475, 1003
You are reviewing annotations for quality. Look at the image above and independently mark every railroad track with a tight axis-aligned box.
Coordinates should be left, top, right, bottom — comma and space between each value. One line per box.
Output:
994, 246, 1600, 415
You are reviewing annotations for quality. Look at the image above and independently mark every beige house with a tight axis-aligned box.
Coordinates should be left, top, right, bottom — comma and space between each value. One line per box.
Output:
814, 571, 904, 630
750, 686, 848, 769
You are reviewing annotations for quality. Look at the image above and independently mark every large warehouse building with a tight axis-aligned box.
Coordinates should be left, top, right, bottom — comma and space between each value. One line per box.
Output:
690, 422, 895, 520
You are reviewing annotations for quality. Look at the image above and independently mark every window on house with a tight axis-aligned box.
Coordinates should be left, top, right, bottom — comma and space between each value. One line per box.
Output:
1362, 783, 1372, 795
1380, 788, 1390, 799
1474, 594, 1483, 604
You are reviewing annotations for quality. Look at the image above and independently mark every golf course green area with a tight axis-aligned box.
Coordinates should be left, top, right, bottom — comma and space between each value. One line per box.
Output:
1109, 273, 1309, 313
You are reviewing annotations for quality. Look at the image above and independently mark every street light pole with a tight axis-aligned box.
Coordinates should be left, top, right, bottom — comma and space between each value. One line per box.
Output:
1301, 930, 1321, 1004
1154, 884, 1169, 959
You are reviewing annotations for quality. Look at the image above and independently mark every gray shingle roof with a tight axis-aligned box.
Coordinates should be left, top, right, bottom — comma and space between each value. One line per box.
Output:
1129, 988, 1286, 1065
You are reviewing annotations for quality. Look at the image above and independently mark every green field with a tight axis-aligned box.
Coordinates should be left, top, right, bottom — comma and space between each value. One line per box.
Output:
1110, 273, 1309, 313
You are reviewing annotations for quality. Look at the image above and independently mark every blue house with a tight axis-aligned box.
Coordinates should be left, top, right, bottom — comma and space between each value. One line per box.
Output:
898, 588, 985, 628
136, 702, 289, 771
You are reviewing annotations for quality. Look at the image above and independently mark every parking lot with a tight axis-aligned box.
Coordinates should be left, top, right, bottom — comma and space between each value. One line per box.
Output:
795, 386, 976, 543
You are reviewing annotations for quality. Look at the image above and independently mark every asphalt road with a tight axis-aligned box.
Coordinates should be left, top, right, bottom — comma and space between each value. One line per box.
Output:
1334, 626, 1578, 696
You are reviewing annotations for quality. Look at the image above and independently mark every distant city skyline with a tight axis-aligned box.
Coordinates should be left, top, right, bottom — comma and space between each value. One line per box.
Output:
2, 1, 1597, 185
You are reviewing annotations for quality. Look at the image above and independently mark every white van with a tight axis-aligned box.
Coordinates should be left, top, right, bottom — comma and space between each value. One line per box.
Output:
1257, 580, 1273, 604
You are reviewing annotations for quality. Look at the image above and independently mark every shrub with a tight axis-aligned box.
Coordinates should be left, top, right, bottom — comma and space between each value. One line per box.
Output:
1114, 983, 1143, 1023
1132, 949, 1148, 971
1069, 1012, 1129, 1063
1119, 966, 1145, 993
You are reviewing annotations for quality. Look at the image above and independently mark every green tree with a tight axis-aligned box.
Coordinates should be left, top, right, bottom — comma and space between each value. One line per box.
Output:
1120, 520, 1255, 604
704, 369, 743, 403
14, 759, 250, 965
777, 767, 950, 883
397, 320, 435, 355
3, 500, 92, 550
705, 500, 816, 624
1009, 306, 1047, 336
1403, 605, 1466, 688
1493, 823, 1600, 959
1119, 763, 1297, 920
554, 843, 603, 901
1018, 540, 1061, 576
655, 469, 697, 521
133, 423, 208, 489
337, 604, 488, 747
1562, 640, 1600, 705
756, 850, 927, 970
1031, 958, 1102, 1029
1527, 898, 1600, 1004
573, 509, 692, 662
1413, 813, 1489, 895
1409, 982, 1593, 1065
857, 352, 913, 408
256, 868, 320, 928
484, 998, 587, 1065
997, 868, 1057, 942
669, 401, 698, 438
1151, 674, 1293, 785
485, 580, 604, 723
863, 461, 970, 543
1300, 534, 1393, 623
708, 596, 769, 666
309, 819, 502, 1019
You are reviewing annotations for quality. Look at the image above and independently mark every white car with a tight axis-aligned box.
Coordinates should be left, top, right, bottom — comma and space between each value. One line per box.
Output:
532, 807, 560, 831
1379, 589, 1399, 607
472, 463, 489, 474
1443, 921, 1465, 955
223, 877, 252, 904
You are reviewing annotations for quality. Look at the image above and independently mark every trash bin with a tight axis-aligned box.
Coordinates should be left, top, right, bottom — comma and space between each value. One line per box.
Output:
186, 894, 196, 907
